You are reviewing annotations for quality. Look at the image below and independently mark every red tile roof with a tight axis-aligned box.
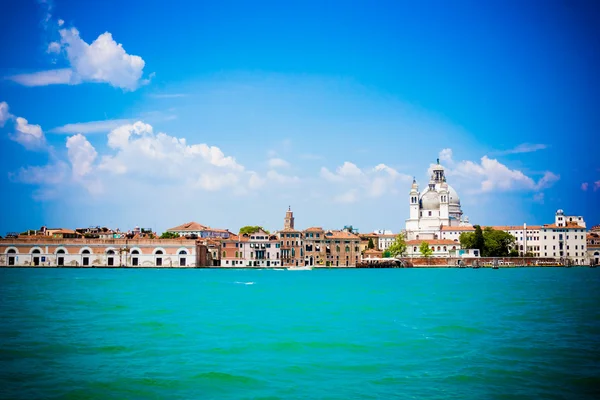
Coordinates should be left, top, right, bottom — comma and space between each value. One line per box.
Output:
167, 222, 207, 232
406, 239, 457, 245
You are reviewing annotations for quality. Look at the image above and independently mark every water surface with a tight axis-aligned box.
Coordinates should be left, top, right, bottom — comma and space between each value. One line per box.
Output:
1, 268, 599, 399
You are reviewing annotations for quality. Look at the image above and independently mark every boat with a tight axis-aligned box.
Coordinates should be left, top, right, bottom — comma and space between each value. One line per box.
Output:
492, 266, 499, 269
287, 266, 313, 271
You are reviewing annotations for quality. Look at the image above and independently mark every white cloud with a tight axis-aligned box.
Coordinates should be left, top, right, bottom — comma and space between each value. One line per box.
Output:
59, 28, 147, 90
9, 24, 149, 91
449, 155, 559, 193
0, 101, 12, 127
334, 190, 359, 204
50, 118, 132, 134
266, 170, 300, 184
581, 182, 589, 191
8, 69, 72, 86
66, 134, 97, 178
498, 143, 547, 155
197, 173, 240, 191
9, 117, 47, 150
9, 161, 68, 186
439, 148, 453, 164
595, 181, 600, 192
268, 158, 290, 168
321, 161, 411, 202
47, 41, 61, 54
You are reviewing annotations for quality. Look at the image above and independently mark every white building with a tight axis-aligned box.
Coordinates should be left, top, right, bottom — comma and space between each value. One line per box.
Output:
377, 234, 397, 250
405, 160, 471, 241
406, 239, 461, 258
539, 210, 587, 265
239, 229, 281, 267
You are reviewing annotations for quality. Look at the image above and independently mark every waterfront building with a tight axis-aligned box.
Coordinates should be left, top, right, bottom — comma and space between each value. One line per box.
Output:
303, 228, 360, 267
587, 226, 600, 265
376, 233, 397, 251
406, 239, 461, 258
221, 230, 281, 267
167, 221, 231, 239
405, 160, 471, 241
358, 233, 378, 257
277, 207, 304, 267
0, 237, 204, 267
539, 210, 587, 265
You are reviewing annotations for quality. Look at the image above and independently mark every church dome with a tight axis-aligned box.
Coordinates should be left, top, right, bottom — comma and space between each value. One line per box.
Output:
447, 184, 460, 205
420, 190, 440, 210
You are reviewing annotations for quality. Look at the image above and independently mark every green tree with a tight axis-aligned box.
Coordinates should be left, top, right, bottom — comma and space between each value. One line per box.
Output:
239, 226, 270, 235
459, 232, 476, 249
382, 250, 392, 258
388, 234, 407, 257
419, 242, 433, 258
474, 225, 485, 253
482, 228, 515, 257
367, 238, 375, 249
160, 231, 180, 239
524, 251, 535, 257
509, 249, 519, 257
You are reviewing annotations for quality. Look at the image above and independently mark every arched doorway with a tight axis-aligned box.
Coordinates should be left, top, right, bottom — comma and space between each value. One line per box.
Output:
131, 250, 140, 266
56, 249, 66, 266
7, 249, 16, 266
179, 250, 187, 266
155, 250, 163, 266
32, 249, 41, 266
82, 249, 91, 266
595, 251, 599, 265
106, 249, 115, 266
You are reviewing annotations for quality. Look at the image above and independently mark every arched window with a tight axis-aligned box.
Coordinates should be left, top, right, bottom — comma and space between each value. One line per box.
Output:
437, 246, 441, 251
222, 251, 226, 257
179, 250, 187, 255
345, 246, 350, 252
413, 247, 417, 252
336, 246, 340, 253
235, 251, 239, 258
443, 246, 447, 251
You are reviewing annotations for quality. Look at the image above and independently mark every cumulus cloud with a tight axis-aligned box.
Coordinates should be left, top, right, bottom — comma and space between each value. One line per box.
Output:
448, 155, 559, 193
9, 23, 149, 90
321, 161, 411, 202
268, 158, 290, 168
67, 134, 97, 178
9, 117, 47, 150
13, 120, 277, 199
0, 101, 12, 127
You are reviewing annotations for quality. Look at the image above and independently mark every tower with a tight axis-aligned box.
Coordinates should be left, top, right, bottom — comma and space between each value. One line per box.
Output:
284, 206, 295, 230
409, 178, 420, 221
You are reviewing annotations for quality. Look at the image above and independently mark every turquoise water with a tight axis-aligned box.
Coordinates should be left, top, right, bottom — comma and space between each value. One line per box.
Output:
1, 268, 599, 399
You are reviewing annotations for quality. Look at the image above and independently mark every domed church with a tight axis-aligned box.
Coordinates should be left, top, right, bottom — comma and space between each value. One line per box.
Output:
405, 159, 470, 241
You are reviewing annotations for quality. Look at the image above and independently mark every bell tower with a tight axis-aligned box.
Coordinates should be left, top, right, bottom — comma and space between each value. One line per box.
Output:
284, 206, 295, 230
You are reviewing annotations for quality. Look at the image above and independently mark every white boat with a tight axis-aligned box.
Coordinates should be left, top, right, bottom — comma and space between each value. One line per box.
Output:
287, 266, 313, 271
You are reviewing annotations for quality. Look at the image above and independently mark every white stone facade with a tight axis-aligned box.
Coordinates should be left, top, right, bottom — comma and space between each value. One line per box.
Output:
406, 161, 470, 241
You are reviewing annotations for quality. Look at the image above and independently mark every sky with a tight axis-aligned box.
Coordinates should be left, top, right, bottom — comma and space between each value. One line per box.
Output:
0, 0, 599, 235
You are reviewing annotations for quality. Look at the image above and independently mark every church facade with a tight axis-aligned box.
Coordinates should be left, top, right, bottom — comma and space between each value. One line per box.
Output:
405, 160, 471, 241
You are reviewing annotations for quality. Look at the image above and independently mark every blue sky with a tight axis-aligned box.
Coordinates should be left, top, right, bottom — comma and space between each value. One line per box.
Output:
0, 0, 599, 235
